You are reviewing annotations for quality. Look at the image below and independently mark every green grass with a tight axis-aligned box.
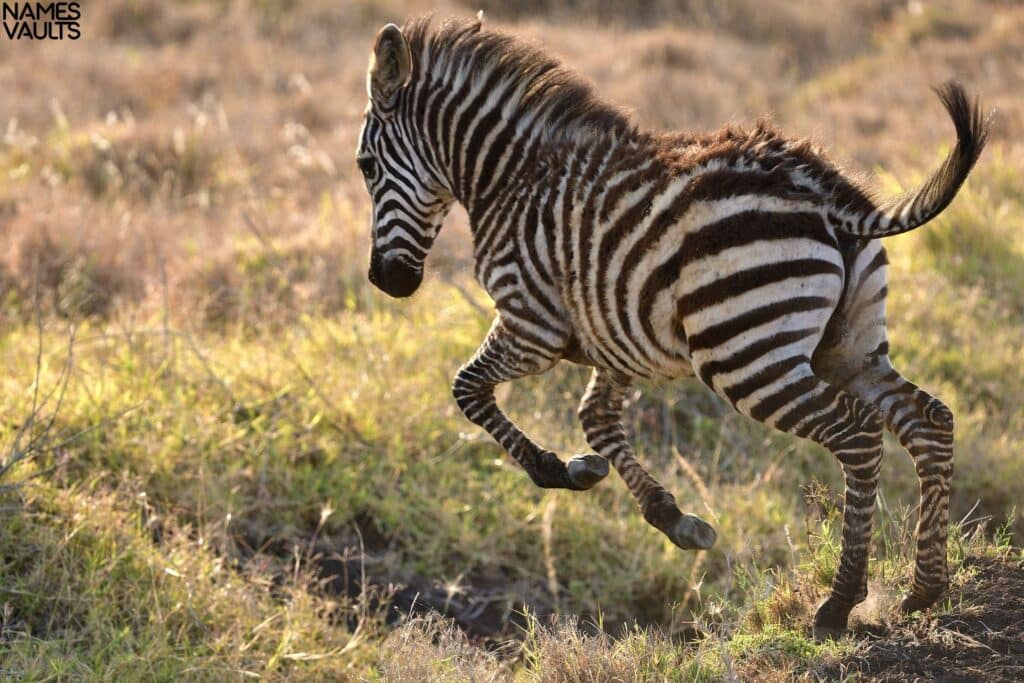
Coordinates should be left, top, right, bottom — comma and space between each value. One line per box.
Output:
2, 1, 1024, 673
3, 154, 1023, 677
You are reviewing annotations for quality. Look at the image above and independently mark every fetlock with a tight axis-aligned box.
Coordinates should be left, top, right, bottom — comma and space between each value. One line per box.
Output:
526, 449, 572, 489
641, 490, 680, 530
900, 581, 947, 614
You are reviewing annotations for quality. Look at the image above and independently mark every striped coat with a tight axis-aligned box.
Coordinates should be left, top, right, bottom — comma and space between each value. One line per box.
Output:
356, 16, 990, 639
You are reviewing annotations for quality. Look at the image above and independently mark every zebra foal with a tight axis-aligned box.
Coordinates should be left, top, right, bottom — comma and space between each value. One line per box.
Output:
355, 16, 990, 638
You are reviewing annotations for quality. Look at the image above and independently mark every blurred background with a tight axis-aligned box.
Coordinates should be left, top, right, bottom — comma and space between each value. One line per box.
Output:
1, 1, 1022, 679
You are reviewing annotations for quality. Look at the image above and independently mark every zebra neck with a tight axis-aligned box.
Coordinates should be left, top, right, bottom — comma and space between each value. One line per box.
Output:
461, 131, 591, 241
406, 71, 640, 221
464, 130, 636, 296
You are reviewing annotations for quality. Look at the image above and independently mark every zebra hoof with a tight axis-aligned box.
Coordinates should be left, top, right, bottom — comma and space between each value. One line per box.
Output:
812, 621, 848, 642
812, 598, 852, 642
667, 513, 717, 550
566, 454, 609, 490
899, 588, 945, 614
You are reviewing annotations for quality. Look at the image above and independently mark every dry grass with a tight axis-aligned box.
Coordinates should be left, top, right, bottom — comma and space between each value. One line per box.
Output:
2, 0, 1024, 679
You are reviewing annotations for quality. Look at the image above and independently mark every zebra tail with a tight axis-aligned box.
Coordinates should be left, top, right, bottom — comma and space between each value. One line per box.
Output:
836, 81, 993, 239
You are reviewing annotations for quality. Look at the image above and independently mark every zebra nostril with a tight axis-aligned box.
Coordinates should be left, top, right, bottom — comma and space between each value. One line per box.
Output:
368, 245, 383, 286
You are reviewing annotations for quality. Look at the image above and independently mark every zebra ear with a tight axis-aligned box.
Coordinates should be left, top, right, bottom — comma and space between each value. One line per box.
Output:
368, 24, 412, 105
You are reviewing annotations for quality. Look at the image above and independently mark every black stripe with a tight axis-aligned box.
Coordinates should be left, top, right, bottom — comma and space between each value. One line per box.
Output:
679, 259, 843, 316
452, 70, 505, 198
773, 383, 841, 432
696, 328, 819, 387
474, 189, 520, 260
377, 215, 433, 251
379, 234, 427, 258
475, 121, 524, 208
688, 296, 833, 351
462, 109, 503, 202
751, 374, 825, 424
437, 75, 475, 184
867, 341, 889, 358
722, 355, 809, 404
681, 210, 836, 268
849, 247, 889, 301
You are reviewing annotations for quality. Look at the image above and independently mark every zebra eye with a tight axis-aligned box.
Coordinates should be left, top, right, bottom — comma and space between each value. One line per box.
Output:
357, 156, 378, 180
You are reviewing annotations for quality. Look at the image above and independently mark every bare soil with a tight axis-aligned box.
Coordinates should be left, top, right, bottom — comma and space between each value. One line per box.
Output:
237, 523, 556, 644
832, 555, 1024, 682
239, 521, 698, 647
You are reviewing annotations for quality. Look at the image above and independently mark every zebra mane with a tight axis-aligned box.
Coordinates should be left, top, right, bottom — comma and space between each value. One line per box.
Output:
401, 15, 638, 142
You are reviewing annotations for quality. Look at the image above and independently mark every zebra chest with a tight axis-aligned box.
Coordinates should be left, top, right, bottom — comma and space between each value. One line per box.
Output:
477, 254, 570, 334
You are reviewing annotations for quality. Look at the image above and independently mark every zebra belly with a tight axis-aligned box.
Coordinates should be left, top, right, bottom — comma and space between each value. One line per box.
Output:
563, 249, 697, 381
565, 316, 696, 380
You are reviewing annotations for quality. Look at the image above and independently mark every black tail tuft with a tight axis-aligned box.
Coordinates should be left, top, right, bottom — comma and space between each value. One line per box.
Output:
925, 80, 992, 212
836, 81, 993, 238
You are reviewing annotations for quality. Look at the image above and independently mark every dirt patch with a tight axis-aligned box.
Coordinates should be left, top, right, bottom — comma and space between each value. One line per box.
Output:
235, 522, 559, 645
236, 527, 1024, 677
832, 555, 1024, 681
315, 551, 557, 643
235, 519, 699, 648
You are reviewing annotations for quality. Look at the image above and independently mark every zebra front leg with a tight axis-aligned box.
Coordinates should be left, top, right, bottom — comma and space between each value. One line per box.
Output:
452, 318, 609, 490
578, 368, 716, 550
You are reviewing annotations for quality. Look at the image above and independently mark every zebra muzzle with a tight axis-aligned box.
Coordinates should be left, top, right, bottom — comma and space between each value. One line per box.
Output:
369, 251, 423, 298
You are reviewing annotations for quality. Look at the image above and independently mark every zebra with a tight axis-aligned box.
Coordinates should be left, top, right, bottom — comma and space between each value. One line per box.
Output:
355, 16, 990, 639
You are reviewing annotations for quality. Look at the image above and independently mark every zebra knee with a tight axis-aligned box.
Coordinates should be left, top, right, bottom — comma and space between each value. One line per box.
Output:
451, 371, 492, 423
892, 391, 953, 445
923, 396, 954, 431
902, 397, 954, 478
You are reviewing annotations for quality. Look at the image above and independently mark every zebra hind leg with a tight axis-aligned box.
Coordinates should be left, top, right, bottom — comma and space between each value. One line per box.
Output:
578, 368, 716, 550
843, 358, 954, 614
697, 360, 884, 639
453, 318, 610, 491
812, 239, 953, 615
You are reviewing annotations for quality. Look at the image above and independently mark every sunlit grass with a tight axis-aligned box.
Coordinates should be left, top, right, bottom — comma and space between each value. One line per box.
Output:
4, 133, 1024, 683
3, 197, 1021, 674
3, 0, 1024, 677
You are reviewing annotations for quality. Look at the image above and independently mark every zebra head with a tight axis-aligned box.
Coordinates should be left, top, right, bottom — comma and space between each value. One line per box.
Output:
357, 23, 453, 299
